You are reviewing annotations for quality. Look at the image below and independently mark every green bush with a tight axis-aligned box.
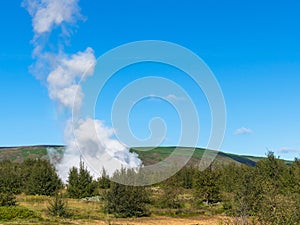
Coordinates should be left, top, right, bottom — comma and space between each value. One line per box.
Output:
21, 159, 62, 196
194, 165, 221, 204
157, 173, 184, 209
0, 160, 22, 194
0, 206, 41, 220
105, 168, 150, 218
67, 161, 96, 199
0, 192, 17, 206
97, 168, 111, 189
105, 182, 150, 218
47, 193, 71, 217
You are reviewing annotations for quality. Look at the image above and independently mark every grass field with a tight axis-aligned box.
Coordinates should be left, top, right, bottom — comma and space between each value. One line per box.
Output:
0, 194, 232, 225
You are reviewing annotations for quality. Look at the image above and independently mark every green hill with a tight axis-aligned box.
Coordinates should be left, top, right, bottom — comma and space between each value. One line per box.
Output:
0, 145, 266, 166
130, 146, 259, 167
0, 145, 64, 163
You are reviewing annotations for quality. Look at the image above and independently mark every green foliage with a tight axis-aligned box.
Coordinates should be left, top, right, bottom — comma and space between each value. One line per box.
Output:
221, 152, 300, 224
0, 159, 62, 197
97, 168, 111, 189
194, 165, 221, 204
67, 161, 96, 198
105, 168, 150, 218
0, 206, 41, 220
106, 182, 150, 218
250, 152, 300, 224
0, 192, 17, 206
219, 163, 242, 193
1, 149, 300, 223
47, 193, 70, 217
255, 152, 290, 194
255, 193, 300, 225
290, 158, 300, 193
158, 174, 183, 209
176, 166, 196, 189
0, 160, 22, 194
222, 166, 260, 222
23, 159, 62, 196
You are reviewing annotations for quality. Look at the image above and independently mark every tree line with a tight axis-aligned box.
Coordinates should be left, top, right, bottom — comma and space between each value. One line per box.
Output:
1, 152, 300, 224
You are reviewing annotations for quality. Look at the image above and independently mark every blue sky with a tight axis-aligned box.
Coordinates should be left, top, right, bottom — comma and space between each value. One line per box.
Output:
0, 0, 300, 159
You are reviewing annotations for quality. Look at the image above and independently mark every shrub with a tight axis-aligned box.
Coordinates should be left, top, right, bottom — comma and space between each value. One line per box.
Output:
47, 193, 70, 217
105, 168, 150, 218
0, 160, 22, 194
97, 168, 111, 189
158, 174, 183, 209
0, 192, 17, 206
194, 165, 221, 204
67, 161, 96, 198
0, 206, 40, 220
105, 182, 150, 218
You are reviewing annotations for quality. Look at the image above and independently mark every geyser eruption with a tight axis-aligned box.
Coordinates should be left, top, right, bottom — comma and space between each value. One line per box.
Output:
23, 0, 142, 182
61, 118, 141, 181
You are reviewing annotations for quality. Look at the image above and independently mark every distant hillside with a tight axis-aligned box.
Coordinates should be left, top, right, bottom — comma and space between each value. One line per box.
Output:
0, 145, 266, 166
130, 146, 259, 167
0, 145, 64, 163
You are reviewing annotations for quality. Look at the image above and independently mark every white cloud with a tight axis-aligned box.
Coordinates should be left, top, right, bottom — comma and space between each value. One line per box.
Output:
234, 127, 253, 135
278, 147, 300, 154
22, 0, 81, 34
47, 47, 96, 110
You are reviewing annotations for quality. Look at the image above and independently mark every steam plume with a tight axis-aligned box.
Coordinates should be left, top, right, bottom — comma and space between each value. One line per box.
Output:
23, 0, 141, 182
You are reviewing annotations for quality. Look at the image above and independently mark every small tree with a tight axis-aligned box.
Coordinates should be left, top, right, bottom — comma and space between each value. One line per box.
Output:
47, 193, 70, 217
67, 161, 95, 198
228, 166, 260, 223
159, 174, 183, 209
105, 168, 150, 218
254, 152, 300, 224
176, 166, 195, 189
194, 165, 221, 204
97, 168, 111, 189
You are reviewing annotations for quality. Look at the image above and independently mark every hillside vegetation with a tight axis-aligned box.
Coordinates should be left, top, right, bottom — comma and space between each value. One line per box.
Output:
0, 146, 299, 224
0, 145, 267, 166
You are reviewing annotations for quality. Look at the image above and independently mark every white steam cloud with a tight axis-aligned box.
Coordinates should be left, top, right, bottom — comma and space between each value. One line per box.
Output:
23, 0, 141, 182
22, 0, 81, 34
59, 119, 141, 180
47, 48, 95, 110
